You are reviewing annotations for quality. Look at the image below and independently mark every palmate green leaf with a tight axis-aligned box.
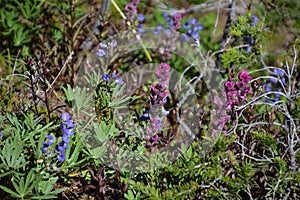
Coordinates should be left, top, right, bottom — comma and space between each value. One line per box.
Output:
0, 185, 20, 198
62, 84, 93, 112
37, 177, 68, 196
14, 27, 30, 46
61, 84, 74, 105
0, 137, 26, 170
31, 195, 58, 199
11, 178, 22, 197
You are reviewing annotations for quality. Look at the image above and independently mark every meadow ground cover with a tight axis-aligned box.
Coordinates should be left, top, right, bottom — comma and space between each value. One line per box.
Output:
0, 0, 299, 199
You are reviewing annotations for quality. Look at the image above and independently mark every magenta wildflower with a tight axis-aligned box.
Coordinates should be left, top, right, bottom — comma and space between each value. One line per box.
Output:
238, 70, 252, 83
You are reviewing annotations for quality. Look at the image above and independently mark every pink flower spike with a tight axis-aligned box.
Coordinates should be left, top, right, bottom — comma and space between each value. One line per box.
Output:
238, 70, 251, 83
224, 81, 235, 91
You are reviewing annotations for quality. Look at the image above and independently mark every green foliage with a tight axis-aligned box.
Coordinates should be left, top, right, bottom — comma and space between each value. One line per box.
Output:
0, 113, 69, 199
0, 0, 299, 199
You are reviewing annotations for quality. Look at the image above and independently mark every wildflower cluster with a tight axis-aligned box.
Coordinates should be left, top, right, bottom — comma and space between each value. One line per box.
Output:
56, 112, 75, 162
124, 0, 146, 33
181, 18, 203, 41
96, 41, 118, 58
162, 13, 182, 30
125, 0, 140, 17
0, 131, 3, 140
265, 68, 286, 103
212, 70, 252, 135
102, 70, 124, 85
152, 13, 182, 36
224, 70, 251, 111
144, 63, 170, 150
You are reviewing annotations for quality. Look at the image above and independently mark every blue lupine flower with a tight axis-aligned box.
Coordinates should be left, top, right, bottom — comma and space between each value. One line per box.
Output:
265, 81, 272, 93
61, 112, 70, 122
245, 35, 255, 46
140, 109, 150, 121
41, 143, 49, 152
162, 13, 175, 28
182, 18, 203, 40
99, 42, 108, 48
102, 74, 110, 81
252, 14, 259, 26
66, 120, 75, 129
62, 127, 74, 136
57, 152, 65, 162
273, 68, 286, 86
96, 49, 107, 57
153, 24, 163, 35
55, 112, 75, 162
274, 88, 281, 102
46, 135, 54, 144
109, 70, 124, 85
112, 70, 118, 79
0, 131, 3, 139
41, 134, 55, 153
109, 40, 118, 48
137, 13, 145, 22
115, 77, 124, 85
96, 43, 109, 57
244, 35, 255, 53
62, 135, 70, 143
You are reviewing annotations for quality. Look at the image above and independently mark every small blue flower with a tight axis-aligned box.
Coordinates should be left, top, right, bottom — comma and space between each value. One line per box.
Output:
252, 15, 259, 26
182, 18, 203, 40
273, 68, 285, 77
245, 35, 255, 46
112, 70, 118, 79
41, 134, 55, 153
96, 49, 107, 57
110, 40, 118, 48
274, 88, 281, 102
57, 152, 66, 162
56, 142, 64, 152
137, 13, 145, 22
62, 135, 70, 143
41, 143, 49, 152
153, 24, 163, 35
99, 42, 108, 48
140, 109, 150, 121
115, 77, 124, 85
102, 74, 110, 81
61, 112, 70, 122
66, 120, 75, 129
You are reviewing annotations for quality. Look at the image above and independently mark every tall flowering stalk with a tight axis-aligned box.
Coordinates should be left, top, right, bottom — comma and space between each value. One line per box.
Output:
224, 70, 251, 111
212, 70, 252, 135
144, 63, 171, 151
40, 112, 75, 162
56, 112, 75, 162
